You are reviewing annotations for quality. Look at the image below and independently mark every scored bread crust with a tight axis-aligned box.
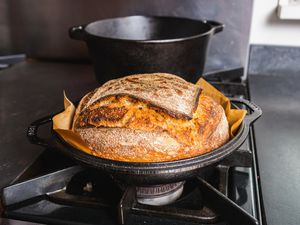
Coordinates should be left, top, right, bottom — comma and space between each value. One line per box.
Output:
79, 73, 201, 119
73, 73, 229, 162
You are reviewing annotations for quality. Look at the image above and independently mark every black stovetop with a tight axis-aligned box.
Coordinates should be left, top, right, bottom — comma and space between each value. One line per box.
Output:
1, 69, 264, 225
2, 60, 300, 225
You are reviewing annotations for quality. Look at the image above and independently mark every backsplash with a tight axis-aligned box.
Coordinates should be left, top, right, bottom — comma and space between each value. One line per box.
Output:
248, 45, 300, 76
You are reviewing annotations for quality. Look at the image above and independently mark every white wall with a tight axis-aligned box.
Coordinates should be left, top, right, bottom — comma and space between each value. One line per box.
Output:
250, 0, 300, 46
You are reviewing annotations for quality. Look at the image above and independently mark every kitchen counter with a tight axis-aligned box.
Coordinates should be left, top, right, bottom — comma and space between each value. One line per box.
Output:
0, 60, 98, 190
249, 74, 300, 225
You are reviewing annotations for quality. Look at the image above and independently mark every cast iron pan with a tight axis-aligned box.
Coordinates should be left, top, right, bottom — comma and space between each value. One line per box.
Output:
27, 98, 261, 185
69, 16, 224, 84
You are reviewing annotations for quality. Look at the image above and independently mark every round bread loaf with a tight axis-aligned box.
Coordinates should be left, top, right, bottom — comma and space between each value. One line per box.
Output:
73, 73, 229, 162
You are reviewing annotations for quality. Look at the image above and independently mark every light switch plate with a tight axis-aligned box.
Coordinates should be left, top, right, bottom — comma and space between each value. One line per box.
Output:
278, 0, 300, 20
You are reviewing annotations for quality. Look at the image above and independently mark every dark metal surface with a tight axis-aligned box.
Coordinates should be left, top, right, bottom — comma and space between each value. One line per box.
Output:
2, 166, 83, 206
27, 98, 261, 185
2, 163, 258, 225
249, 74, 300, 225
0, 61, 98, 190
118, 167, 231, 225
70, 17, 224, 42
197, 178, 258, 225
70, 16, 223, 83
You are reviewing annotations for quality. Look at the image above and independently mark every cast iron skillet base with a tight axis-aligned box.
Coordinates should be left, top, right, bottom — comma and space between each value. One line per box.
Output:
27, 98, 261, 185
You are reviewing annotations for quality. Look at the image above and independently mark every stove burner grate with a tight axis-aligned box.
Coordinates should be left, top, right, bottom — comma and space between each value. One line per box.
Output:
2, 153, 258, 225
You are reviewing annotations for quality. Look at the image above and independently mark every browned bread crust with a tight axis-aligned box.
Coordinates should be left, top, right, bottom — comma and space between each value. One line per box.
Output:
78, 73, 201, 119
73, 73, 229, 162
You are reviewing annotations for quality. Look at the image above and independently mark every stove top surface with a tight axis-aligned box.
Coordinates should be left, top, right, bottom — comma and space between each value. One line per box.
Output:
1, 70, 264, 225
2, 148, 259, 225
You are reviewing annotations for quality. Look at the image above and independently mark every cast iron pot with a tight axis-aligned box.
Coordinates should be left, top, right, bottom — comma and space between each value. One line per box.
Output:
27, 98, 261, 186
69, 15, 224, 84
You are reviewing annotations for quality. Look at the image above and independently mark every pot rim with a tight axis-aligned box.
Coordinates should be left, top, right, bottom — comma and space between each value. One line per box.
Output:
80, 15, 224, 43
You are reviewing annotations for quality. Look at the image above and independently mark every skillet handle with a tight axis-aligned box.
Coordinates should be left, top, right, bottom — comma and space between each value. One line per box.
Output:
204, 20, 225, 34
69, 25, 87, 41
27, 115, 53, 147
230, 98, 262, 125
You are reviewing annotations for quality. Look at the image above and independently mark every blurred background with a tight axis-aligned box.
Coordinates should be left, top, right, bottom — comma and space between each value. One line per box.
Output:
1, 0, 300, 75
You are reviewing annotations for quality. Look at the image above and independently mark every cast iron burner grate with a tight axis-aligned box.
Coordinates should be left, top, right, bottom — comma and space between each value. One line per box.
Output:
1, 147, 258, 225
118, 164, 258, 225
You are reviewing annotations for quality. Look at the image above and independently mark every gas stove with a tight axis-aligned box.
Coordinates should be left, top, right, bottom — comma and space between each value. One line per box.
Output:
1, 68, 264, 225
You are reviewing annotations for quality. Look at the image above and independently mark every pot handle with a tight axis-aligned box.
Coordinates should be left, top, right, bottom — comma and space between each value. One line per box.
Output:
204, 20, 224, 34
230, 98, 262, 125
69, 25, 87, 40
27, 115, 53, 147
